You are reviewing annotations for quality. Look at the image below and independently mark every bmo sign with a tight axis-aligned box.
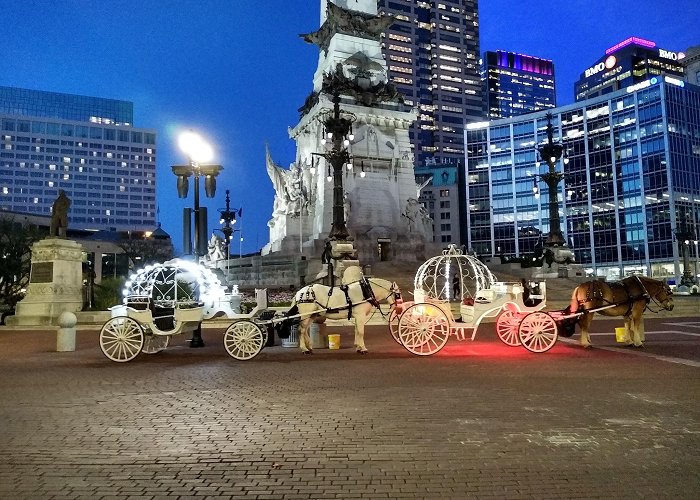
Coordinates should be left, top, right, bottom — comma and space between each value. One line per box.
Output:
659, 49, 683, 60
585, 55, 617, 78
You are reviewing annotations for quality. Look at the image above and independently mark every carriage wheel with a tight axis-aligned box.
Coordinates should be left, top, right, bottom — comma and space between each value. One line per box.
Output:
224, 320, 265, 360
518, 312, 558, 353
142, 334, 170, 354
99, 316, 144, 362
397, 303, 450, 356
388, 308, 401, 344
389, 301, 412, 345
496, 309, 522, 347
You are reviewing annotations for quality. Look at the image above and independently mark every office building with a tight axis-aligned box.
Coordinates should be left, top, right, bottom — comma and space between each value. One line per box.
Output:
415, 161, 461, 245
0, 86, 157, 232
683, 45, 700, 85
574, 36, 685, 101
483, 50, 556, 118
379, 0, 482, 166
465, 77, 700, 282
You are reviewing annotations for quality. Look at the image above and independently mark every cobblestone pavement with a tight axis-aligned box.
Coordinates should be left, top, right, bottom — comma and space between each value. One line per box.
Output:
1, 318, 699, 499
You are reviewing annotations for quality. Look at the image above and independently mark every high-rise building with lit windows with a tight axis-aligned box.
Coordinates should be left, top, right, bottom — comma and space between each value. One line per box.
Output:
378, 0, 482, 166
483, 50, 556, 118
465, 77, 700, 282
0, 86, 157, 232
574, 37, 685, 102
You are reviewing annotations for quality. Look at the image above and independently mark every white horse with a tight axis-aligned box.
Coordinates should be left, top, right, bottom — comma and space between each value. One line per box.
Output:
281, 277, 400, 354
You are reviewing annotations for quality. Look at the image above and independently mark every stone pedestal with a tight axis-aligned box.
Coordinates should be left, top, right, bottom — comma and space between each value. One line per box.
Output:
7, 238, 84, 326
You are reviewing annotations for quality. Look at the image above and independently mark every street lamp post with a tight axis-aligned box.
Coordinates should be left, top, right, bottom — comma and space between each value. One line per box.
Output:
695, 240, 699, 281
536, 113, 568, 247
314, 90, 356, 241
218, 189, 238, 260
172, 130, 222, 347
675, 207, 696, 287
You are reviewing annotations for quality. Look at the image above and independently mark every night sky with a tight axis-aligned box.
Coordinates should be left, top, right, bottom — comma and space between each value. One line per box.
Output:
2, 1, 698, 254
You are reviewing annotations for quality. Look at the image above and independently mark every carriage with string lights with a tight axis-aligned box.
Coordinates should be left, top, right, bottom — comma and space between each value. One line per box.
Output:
98, 259, 279, 362
390, 245, 560, 355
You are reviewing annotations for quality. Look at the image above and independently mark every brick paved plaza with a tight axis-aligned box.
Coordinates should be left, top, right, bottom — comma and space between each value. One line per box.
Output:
1, 319, 699, 499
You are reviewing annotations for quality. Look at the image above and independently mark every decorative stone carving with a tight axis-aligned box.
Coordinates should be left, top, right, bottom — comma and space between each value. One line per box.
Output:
301, 1, 395, 53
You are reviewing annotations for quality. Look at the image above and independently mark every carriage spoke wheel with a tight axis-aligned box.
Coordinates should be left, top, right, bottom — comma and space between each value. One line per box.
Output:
389, 309, 401, 344
99, 317, 144, 362
496, 309, 522, 346
224, 320, 265, 360
397, 303, 450, 356
142, 334, 170, 354
518, 312, 558, 353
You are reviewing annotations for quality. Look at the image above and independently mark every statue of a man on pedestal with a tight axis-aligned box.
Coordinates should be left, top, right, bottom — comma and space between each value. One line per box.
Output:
50, 190, 71, 237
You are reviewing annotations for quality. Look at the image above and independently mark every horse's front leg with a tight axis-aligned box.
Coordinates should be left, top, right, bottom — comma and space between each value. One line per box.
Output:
298, 319, 313, 354
621, 316, 633, 345
578, 313, 593, 347
354, 319, 368, 354
629, 303, 646, 347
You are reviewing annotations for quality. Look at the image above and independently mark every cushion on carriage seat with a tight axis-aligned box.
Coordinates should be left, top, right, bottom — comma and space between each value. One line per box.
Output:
475, 289, 496, 303
257, 309, 276, 321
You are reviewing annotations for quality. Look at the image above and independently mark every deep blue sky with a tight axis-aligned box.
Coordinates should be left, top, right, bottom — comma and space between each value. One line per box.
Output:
2, 1, 698, 255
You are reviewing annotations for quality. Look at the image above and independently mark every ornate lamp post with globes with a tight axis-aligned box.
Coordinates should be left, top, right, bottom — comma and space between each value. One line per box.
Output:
313, 84, 356, 241
537, 113, 568, 247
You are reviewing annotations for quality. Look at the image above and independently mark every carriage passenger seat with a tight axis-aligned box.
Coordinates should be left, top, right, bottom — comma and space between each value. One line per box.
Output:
475, 289, 496, 303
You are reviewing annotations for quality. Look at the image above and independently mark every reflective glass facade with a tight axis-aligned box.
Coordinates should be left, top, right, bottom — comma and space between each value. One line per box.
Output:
483, 51, 556, 119
0, 88, 156, 232
574, 37, 684, 102
465, 78, 700, 281
379, 0, 482, 166
0, 86, 133, 125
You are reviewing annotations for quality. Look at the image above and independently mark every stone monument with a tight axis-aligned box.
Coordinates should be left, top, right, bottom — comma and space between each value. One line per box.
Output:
262, 0, 430, 270
7, 192, 84, 326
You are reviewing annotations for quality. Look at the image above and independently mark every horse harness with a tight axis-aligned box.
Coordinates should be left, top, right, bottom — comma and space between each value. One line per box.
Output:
578, 276, 651, 316
299, 277, 381, 320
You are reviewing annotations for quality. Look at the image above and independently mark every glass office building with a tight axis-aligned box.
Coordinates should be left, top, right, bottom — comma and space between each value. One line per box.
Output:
379, 0, 482, 166
483, 50, 556, 119
465, 77, 700, 281
0, 86, 156, 232
574, 37, 685, 102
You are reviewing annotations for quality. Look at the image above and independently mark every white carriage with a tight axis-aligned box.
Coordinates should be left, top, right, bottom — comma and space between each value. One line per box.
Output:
391, 245, 555, 355
99, 259, 280, 363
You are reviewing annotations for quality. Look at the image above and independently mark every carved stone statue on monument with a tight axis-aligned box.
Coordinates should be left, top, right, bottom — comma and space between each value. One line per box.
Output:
266, 147, 308, 216
403, 198, 421, 233
207, 234, 226, 262
49, 190, 71, 237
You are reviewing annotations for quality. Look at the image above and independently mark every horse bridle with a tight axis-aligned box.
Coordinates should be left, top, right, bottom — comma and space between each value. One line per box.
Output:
630, 275, 672, 313
367, 280, 402, 319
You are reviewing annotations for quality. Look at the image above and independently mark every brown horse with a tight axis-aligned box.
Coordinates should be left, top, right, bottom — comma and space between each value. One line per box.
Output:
569, 276, 674, 348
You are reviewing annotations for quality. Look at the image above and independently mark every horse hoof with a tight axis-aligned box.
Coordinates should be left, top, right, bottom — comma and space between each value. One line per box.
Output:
303, 350, 313, 355
357, 349, 368, 355
633, 343, 644, 348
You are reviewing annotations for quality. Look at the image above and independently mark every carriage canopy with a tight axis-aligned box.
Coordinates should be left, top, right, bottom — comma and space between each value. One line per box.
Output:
414, 245, 498, 302
122, 258, 225, 308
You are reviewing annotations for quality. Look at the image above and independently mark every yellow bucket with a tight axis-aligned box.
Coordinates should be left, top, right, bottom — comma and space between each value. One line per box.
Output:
328, 334, 341, 350
615, 327, 628, 343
